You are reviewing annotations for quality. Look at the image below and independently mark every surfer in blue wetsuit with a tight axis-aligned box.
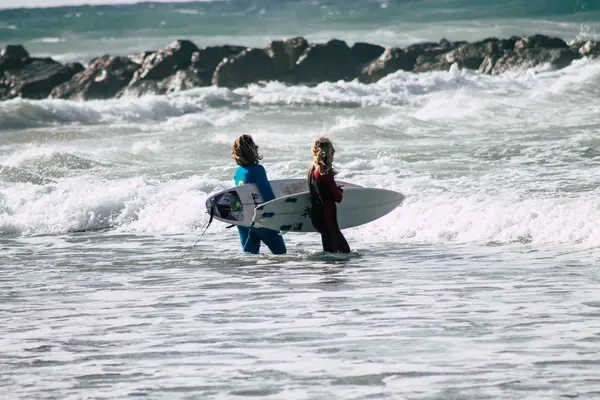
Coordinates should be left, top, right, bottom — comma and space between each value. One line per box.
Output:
232, 134, 286, 255
307, 136, 351, 254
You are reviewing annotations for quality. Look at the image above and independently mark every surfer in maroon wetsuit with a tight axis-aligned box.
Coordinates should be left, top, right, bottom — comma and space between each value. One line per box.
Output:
306, 136, 351, 254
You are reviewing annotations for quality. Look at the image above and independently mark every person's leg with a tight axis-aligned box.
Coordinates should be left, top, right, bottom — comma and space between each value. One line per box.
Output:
335, 230, 351, 253
320, 231, 334, 253
238, 226, 260, 254
257, 228, 286, 255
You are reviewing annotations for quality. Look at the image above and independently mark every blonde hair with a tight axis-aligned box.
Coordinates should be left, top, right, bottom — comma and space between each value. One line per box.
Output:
232, 134, 262, 165
312, 136, 337, 175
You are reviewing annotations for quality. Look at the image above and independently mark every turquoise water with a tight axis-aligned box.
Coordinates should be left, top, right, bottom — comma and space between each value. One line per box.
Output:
1, 0, 599, 62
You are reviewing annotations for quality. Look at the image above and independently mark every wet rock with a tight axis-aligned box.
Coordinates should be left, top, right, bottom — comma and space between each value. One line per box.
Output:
134, 39, 198, 81
128, 51, 155, 65
481, 34, 578, 75
441, 39, 503, 71
50, 55, 140, 100
295, 39, 359, 84
359, 47, 415, 83
119, 41, 245, 96
477, 38, 518, 74
1, 44, 29, 59
409, 40, 465, 73
491, 47, 581, 75
350, 42, 385, 66
514, 34, 568, 50
190, 45, 246, 82
120, 39, 199, 95
212, 48, 275, 88
266, 37, 309, 77
0, 45, 30, 75
1, 58, 84, 100
163, 69, 205, 93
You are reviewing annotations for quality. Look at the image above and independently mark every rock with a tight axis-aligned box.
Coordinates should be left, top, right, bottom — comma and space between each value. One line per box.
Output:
351, 42, 385, 66
134, 39, 198, 81
119, 39, 201, 96
266, 37, 309, 76
163, 69, 205, 93
50, 55, 140, 100
212, 48, 275, 88
1, 58, 84, 99
514, 34, 568, 50
0, 55, 26, 75
190, 45, 246, 82
295, 39, 359, 84
128, 51, 155, 65
0, 45, 30, 75
408, 40, 466, 73
1, 44, 29, 59
442, 38, 514, 71
359, 47, 415, 83
491, 47, 582, 75
477, 38, 518, 74
478, 54, 499, 75
117, 80, 161, 97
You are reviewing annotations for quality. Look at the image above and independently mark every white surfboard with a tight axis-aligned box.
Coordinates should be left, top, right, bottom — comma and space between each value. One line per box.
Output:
252, 187, 405, 233
205, 179, 361, 227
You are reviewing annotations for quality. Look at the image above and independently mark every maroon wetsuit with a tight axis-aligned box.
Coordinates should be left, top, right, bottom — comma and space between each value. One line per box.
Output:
307, 166, 351, 253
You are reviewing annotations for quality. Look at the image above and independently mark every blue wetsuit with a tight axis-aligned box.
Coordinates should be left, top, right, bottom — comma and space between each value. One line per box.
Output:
234, 164, 286, 255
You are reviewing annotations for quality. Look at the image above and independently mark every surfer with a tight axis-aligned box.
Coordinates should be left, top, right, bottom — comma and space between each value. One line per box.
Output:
307, 136, 351, 254
232, 134, 287, 255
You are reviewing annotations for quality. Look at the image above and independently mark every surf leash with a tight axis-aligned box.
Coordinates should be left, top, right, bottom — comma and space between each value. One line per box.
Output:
240, 222, 255, 255
180, 205, 215, 259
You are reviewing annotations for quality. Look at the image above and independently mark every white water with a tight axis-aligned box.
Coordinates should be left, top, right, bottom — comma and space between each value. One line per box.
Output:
2, 56, 600, 399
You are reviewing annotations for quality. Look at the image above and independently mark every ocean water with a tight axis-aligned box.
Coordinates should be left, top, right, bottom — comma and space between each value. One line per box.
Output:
2, 0, 600, 399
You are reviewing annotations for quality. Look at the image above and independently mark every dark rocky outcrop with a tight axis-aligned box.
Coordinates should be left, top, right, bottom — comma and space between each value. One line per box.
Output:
190, 45, 246, 83
294, 39, 359, 84
1, 57, 84, 99
118, 39, 199, 96
134, 39, 198, 81
266, 37, 309, 78
1, 34, 598, 100
50, 55, 139, 100
514, 34, 568, 50
118, 41, 246, 95
351, 42, 385, 66
212, 48, 275, 88
359, 47, 415, 83
490, 47, 582, 75
128, 51, 156, 66
408, 40, 465, 73
0, 45, 30, 75
163, 69, 206, 93
1, 44, 29, 59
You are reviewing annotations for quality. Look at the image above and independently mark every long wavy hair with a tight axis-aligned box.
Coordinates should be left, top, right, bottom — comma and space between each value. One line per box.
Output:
232, 134, 262, 166
311, 136, 337, 175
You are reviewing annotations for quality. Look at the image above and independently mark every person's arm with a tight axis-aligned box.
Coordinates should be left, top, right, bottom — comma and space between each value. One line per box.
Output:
323, 173, 343, 203
254, 164, 276, 202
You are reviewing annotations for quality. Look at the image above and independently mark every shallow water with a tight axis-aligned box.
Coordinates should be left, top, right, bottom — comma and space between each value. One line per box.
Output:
2, 236, 600, 399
